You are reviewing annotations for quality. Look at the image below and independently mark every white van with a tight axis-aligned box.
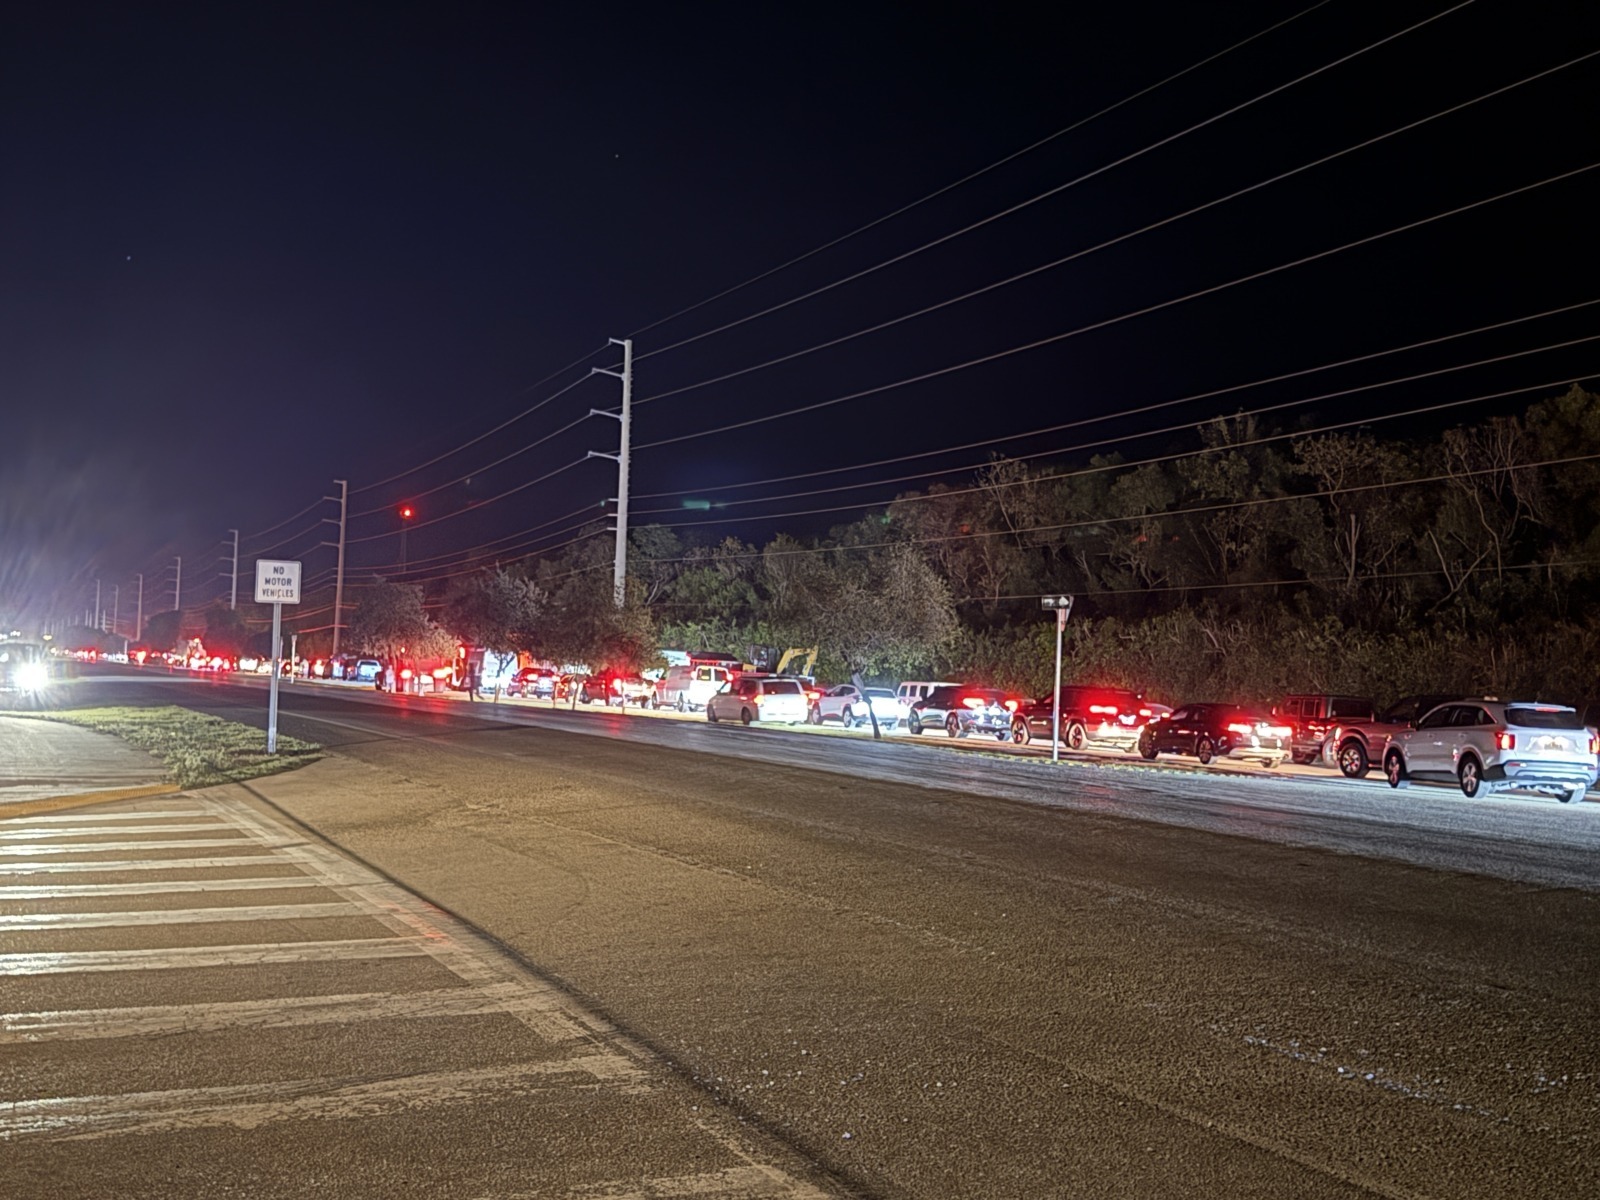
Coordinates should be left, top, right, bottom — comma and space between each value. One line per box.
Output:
896, 680, 959, 708
656, 663, 735, 711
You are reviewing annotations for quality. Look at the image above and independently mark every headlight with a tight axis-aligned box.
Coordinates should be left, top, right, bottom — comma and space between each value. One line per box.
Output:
17, 662, 48, 690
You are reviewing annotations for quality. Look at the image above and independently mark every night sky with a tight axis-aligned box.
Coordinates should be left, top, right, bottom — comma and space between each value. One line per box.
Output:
3, 0, 1596, 631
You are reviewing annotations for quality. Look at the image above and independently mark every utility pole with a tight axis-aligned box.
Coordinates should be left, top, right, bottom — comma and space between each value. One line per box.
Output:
329, 480, 349, 659
135, 573, 143, 641
111, 584, 119, 636
173, 556, 182, 614
228, 529, 239, 610
94, 579, 102, 631
587, 337, 633, 608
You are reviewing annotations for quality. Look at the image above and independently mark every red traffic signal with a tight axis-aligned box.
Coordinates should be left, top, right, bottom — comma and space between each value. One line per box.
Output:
398, 504, 415, 520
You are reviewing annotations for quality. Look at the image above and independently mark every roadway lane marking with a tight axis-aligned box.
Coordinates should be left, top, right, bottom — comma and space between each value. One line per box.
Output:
0, 822, 230, 840
0, 936, 435, 975
0, 1056, 651, 1141
0, 854, 314, 874
0, 981, 594, 1044
0, 900, 368, 930
0, 837, 284, 857
0, 808, 212, 824
486, 1166, 834, 1199
0, 876, 340, 900
0, 785, 182, 821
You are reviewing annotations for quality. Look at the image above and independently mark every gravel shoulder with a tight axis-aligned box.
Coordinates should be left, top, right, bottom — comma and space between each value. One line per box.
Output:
242, 722, 1600, 1198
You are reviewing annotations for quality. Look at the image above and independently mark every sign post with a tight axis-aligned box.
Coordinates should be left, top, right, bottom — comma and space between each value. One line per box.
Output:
1040, 595, 1074, 763
254, 560, 303, 753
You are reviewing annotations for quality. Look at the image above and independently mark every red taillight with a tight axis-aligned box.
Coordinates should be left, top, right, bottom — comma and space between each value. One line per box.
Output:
1589, 734, 1598, 754
1004, 699, 1019, 712
1226, 722, 1254, 735
962, 696, 985, 710
1089, 704, 1116, 715
399, 669, 412, 680
1138, 708, 1151, 719
1495, 731, 1516, 751
805, 690, 819, 703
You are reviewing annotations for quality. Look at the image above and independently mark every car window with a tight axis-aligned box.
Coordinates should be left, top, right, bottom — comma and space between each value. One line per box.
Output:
1451, 707, 1489, 727
1329, 697, 1373, 719
1506, 706, 1584, 729
1417, 706, 1455, 729
1169, 707, 1189, 721
761, 680, 803, 695
926, 688, 957, 705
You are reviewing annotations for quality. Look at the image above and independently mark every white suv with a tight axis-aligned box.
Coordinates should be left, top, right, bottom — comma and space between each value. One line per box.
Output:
1383, 700, 1597, 803
706, 676, 809, 726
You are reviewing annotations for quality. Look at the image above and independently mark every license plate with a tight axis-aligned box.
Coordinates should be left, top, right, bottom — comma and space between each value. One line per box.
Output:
1539, 736, 1569, 751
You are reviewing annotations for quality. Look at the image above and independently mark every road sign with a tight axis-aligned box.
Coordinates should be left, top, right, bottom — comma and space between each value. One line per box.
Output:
1040, 594, 1073, 612
254, 560, 302, 605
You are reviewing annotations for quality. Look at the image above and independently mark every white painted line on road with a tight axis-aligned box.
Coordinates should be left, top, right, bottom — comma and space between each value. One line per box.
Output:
0, 822, 229, 840
0, 854, 309, 875
0, 837, 283, 857
0, 1056, 650, 1141
0, 936, 435, 976
0, 900, 367, 930
0, 809, 211, 825
0, 875, 340, 900
0, 981, 593, 1044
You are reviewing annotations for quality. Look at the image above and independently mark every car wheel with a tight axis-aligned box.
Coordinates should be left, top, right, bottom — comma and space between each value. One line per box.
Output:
676, 695, 687, 712
907, 713, 923, 735
1065, 722, 1087, 751
1337, 741, 1369, 779
841, 705, 855, 729
1139, 733, 1157, 760
740, 707, 754, 726
1011, 719, 1031, 746
1458, 756, 1482, 798
707, 705, 718, 723
946, 714, 964, 739
809, 704, 822, 725
1385, 750, 1408, 788
1195, 737, 1215, 765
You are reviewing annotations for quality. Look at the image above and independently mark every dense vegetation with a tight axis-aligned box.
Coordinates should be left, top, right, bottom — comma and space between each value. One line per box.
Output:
195, 386, 1600, 708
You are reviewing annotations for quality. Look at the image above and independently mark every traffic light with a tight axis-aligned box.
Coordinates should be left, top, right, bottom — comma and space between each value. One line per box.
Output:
398, 504, 415, 520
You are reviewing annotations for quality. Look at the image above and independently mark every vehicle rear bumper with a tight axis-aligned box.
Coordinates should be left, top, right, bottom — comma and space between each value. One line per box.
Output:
1486, 762, 1597, 789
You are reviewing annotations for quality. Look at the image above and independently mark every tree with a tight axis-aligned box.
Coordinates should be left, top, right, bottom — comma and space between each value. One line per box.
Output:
440, 569, 544, 655
200, 602, 251, 659
347, 581, 437, 658
142, 610, 184, 653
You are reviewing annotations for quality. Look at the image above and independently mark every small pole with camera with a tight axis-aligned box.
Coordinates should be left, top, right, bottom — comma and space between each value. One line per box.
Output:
1040, 594, 1074, 763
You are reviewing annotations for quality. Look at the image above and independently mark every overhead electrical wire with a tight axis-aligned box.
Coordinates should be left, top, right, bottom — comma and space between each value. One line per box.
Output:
636, 160, 1600, 452
634, 48, 1598, 409
634, 296, 1600, 503
632, 1, 1474, 365
342, 455, 596, 543
629, 335, 1600, 520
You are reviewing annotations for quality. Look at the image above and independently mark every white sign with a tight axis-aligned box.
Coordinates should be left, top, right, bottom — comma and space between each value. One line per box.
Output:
254, 559, 303, 605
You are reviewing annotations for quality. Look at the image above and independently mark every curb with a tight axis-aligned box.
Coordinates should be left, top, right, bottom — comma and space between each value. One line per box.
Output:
0, 783, 183, 821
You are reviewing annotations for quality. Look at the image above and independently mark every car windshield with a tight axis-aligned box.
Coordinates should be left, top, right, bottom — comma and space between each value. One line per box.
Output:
863, 688, 895, 700
1506, 706, 1584, 729
966, 690, 1007, 705
761, 681, 803, 695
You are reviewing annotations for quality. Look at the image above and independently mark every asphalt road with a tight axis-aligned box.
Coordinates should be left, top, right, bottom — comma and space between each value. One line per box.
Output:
8, 668, 1600, 1197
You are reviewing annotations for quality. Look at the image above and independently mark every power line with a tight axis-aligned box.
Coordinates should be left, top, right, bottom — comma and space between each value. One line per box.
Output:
633, 1, 1473, 365
635, 47, 1598, 409
636, 159, 1600, 452
342, 456, 596, 543
623, 0, 1336, 343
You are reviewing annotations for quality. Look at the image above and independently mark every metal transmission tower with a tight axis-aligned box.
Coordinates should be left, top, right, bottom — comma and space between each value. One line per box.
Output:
587, 337, 633, 608
329, 480, 349, 659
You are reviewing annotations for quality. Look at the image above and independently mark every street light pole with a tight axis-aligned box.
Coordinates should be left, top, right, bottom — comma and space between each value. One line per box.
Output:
135, 573, 143, 641
330, 480, 348, 659
94, 579, 101, 631
228, 528, 239, 610
173, 556, 182, 614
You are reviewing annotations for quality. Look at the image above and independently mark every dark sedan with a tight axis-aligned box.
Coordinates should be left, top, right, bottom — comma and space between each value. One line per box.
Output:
1138, 703, 1291, 768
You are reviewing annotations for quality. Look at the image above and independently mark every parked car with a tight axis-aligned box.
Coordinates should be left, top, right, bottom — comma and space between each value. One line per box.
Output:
1275, 694, 1376, 765
655, 663, 736, 711
1010, 685, 1150, 751
706, 675, 809, 725
1383, 699, 1598, 802
812, 684, 905, 729
1320, 693, 1459, 779
906, 685, 1019, 740
576, 670, 655, 706
506, 667, 558, 699
351, 657, 383, 684
896, 680, 959, 710
1138, 704, 1291, 768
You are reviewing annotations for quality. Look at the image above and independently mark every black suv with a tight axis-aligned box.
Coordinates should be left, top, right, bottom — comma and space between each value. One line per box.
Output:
1010, 685, 1149, 751
906, 686, 1018, 740
1275, 694, 1375, 765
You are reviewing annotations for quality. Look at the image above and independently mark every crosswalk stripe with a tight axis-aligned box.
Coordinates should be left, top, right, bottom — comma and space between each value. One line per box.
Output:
0, 1056, 651, 1141
0, 854, 295, 874
0, 981, 592, 1044
0, 837, 281, 857
0, 901, 368, 930
0, 936, 436, 975
0, 876, 347, 900
0, 822, 231, 840
0, 809, 212, 826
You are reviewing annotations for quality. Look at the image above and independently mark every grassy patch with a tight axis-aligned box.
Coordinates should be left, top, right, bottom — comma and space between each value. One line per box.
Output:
32, 706, 322, 789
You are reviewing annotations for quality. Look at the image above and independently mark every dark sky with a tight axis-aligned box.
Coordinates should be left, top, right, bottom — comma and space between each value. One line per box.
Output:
3, 0, 1596, 629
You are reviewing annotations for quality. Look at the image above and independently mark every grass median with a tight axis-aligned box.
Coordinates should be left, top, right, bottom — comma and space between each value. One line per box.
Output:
31, 706, 322, 789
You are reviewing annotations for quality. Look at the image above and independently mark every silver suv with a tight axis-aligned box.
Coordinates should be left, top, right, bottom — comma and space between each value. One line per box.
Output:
1383, 700, 1597, 803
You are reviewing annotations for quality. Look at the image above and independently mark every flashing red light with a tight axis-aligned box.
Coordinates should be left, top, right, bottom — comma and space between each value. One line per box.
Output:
399, 504, 415, 520
1088, 704, 1116, 715
1226, 722, 1255, 736
1495, 731, 1516, 751
399, 669, 413, 680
